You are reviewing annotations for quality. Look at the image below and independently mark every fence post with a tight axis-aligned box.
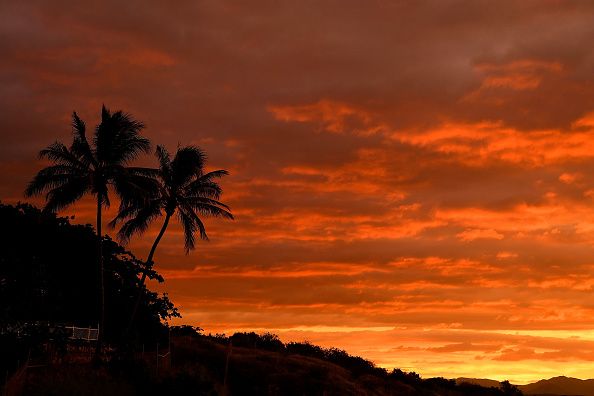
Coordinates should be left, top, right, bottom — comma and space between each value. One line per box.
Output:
156, 343, 159, 376
223, 340, 232, 396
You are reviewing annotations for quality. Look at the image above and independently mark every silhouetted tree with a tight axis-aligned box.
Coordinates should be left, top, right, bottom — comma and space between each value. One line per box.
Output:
24, 106, 154, 353
170, 325, 204, 338
111, 145, 233, 332
230, 332, 284, 351
286, 341, 326, 359
501, 380, 523, 396
388, 368, 422, 385
0, 203, 178, 378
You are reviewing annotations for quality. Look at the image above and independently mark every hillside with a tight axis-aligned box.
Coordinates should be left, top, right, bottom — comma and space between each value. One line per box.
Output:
520, 376, 594, 396
9, 333, 521, 396
458, 376, 594, 396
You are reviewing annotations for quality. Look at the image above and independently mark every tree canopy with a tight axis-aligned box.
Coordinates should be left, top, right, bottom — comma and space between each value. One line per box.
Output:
0, 202, 178, 342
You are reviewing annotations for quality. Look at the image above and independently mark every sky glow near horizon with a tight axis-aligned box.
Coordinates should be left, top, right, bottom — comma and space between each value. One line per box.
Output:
3, 0, 594, 383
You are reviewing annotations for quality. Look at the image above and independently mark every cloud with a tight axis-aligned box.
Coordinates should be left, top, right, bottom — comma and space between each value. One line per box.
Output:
457, 228, 505, 241
4, 0, 594, 382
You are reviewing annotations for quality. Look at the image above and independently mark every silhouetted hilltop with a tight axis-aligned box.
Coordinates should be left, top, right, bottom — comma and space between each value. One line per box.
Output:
520, 376, 594, 396
457, 376, 594, 396
457, 378, 503, 388
14, 330, 523, 396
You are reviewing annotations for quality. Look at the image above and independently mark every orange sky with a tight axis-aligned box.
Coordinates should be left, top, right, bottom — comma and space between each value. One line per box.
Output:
3, 0, 594, 383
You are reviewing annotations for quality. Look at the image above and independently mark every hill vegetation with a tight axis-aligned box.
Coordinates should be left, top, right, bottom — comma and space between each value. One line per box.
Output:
11, 328, 525, 396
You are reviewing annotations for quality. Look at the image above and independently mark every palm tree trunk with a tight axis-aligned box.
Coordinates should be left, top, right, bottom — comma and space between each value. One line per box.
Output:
95, 196, 105, 358
126, 213, 172, 336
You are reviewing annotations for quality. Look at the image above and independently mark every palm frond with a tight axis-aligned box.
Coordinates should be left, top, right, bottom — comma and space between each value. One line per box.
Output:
184, 205, 209, 241
155, 145, 172, 185
177, 206, 207, 252
185, 181, 222, 199
39, 142, 86, 169
126, 166, 160, 178
111, 166, 160, 196
94, 106, 150, 166
109, 203, 142, 229
44, 177, 91, 212
116, 200, 163, 244
185, 196, 233, 215
110, 109, 149, 163
70, 111, 97, 167
24, 165, 85, 197
201, 169, 229, 179
185, 170, 229, 198
171, 146, 206, 187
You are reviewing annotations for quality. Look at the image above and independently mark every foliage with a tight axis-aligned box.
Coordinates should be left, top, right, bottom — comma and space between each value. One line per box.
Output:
230, 332, 284, 351
24, 106, 154, 213
3, 325, 524, 396
0, 202, 178, 379
170, 325, 204, 338
501, 380, 523, 396
109, 144, 233, 334
112, 144, 233, 253
389, 368, 422, 385
23, 105, 157, 349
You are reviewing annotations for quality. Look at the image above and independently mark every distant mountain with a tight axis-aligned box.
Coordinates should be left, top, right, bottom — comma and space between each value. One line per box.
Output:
520, 376, 594, 396
458, 376, 594, 396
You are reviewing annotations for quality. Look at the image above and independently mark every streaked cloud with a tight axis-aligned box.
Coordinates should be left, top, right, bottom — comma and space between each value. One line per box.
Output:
3, 0, 594, 383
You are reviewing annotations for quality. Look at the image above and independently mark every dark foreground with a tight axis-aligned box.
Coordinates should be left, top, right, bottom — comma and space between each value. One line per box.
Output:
4, 333, 523, 396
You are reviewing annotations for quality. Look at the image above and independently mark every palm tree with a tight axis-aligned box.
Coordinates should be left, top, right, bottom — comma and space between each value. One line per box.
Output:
111, 145, 233, 331
25, 105, 154, 354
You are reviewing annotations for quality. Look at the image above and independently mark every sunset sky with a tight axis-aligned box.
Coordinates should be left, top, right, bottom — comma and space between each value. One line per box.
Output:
3, 0, 594, 383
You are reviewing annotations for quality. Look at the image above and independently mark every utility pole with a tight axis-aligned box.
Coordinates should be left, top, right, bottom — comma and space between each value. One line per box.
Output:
222, 340, 233, 396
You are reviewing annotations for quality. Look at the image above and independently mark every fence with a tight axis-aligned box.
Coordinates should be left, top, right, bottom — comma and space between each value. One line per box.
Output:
66, 326, 98, 341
